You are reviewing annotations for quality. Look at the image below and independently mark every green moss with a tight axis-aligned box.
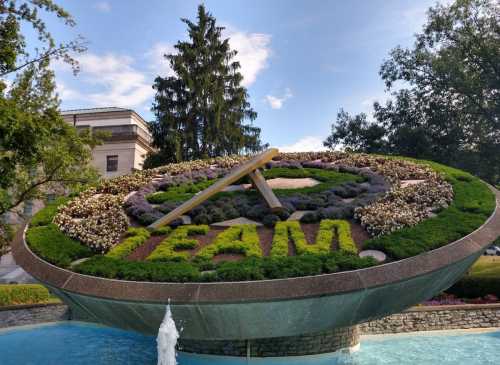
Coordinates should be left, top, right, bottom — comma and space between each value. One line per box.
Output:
147, 225, 209, 262
0, 284, 52, 306
106, 228, 150, 259
26, 224, 92, 268
196, 224, 262, 260
30, 197, 69, 227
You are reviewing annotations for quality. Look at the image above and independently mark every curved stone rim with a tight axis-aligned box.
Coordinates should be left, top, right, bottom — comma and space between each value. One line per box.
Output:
12, 186, 500, 305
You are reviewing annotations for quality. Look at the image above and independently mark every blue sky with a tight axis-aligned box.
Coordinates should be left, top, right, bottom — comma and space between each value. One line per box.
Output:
41, 0, 449, 151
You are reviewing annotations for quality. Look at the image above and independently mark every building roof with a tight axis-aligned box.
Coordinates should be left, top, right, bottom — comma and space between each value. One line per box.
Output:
60, 107, 132, 115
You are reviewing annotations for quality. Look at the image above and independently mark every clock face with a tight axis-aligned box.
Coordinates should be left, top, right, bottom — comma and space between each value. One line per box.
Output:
31, 150, 494, 283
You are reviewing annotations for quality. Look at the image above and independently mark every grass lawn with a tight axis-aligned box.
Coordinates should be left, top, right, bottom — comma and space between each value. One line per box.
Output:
467, 255, 500, 278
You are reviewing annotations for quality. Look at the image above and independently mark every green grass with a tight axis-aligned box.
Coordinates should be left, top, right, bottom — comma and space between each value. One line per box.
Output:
146, 179, 216, 204
211, 167, 364, 201
467, 255, 500, 279
261, 167, 365, 196
30, 197, 69, 227
365, 161, 495, 260
26, 198, 92, 267
26, 224, 92, 267
447, 254, 500, 298
0, 284, 60, 306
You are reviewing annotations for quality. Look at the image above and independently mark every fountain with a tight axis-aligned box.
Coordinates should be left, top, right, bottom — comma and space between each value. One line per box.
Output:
157, 304, 179, 365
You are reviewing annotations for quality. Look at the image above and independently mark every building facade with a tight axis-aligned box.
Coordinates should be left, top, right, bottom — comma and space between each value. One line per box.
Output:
61, 107, 154, 177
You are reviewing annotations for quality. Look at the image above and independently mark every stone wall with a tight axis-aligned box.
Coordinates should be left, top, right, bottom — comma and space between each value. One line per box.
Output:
0, 303, 69, 329
1, 303, 500, 357
360, 304, 500, 334
179, 326, 359, 357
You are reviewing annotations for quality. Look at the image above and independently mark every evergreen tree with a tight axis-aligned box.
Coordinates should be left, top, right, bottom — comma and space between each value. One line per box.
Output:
146, 5, 266, 166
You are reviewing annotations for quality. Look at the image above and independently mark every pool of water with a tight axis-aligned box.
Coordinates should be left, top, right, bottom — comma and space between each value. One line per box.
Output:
1, 322, 499, 364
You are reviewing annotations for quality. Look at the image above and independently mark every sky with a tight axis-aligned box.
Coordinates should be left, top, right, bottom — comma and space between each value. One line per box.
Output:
34, 0, 450, 151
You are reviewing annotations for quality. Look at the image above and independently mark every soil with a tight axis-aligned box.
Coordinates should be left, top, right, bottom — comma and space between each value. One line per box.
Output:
127, 220, 370, 263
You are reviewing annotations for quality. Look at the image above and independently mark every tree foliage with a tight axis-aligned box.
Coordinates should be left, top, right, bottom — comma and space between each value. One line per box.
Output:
146, 5, 266, 167
325, 0, 500, 184
0, 0, 86, 77
0, 1, 98, 218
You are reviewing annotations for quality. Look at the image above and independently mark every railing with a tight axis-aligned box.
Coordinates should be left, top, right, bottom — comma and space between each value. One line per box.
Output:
76, 124, 151, 143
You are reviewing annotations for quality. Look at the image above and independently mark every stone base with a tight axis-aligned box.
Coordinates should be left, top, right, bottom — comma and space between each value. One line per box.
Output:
178, 326, 360, 357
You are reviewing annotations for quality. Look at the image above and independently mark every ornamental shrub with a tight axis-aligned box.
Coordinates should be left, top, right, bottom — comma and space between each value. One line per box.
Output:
447, 277, 500, 299
271, 221, 328, 256
196, 225, 262, 260
106, 228, 150, 259
215, 259, 265, 281
26, 224, 92, 267
261, 255, 324, 279
0, 284, 51, 306
74, 256, 201, 282
147, 225, 209, 262
262, 214, 280, 228
317, 220, 357, 255
150, 226, 172, 236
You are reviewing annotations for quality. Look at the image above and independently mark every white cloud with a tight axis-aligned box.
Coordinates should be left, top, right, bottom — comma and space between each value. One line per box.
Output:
361, 93, 391, 112
279, 136, 326, 153
56, 81, 81, 100
265, 88, 293, 110
399, 0, 454, 33
225, 28, 271, 87
146, 42, 176, 78
57, 53, 154, 108
94, 2, 111, 12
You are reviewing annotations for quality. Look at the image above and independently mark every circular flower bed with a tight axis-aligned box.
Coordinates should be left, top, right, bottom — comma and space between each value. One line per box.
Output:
25, 152, 496, 283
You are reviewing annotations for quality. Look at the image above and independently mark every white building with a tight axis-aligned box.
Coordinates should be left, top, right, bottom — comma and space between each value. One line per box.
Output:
61, 107, 154, 177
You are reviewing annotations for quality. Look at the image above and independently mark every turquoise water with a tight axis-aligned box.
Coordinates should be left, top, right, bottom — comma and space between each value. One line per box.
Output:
0, 322, 499, 364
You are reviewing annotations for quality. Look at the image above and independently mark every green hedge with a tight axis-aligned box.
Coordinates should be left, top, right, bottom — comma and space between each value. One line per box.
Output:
365, 162, 495, 260
196, 224, 262, 260
0, 284, 51, 306
106, 227, 150, 259
74, 256, 201, 282
447, 277, 500, 299
74, 252, 377, 283
26, 224, 92, 268
270, 220, 356, 256
147, 225, 209, 262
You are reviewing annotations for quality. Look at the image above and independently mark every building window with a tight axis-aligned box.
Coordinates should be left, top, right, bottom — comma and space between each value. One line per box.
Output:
106, 155, 118, 172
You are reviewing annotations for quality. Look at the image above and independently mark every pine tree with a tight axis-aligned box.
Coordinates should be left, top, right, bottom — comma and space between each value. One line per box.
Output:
146, 5, 266, 166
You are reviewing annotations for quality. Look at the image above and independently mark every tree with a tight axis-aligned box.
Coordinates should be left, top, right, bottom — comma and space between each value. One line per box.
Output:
323, 109, 387, 153
0, 1, 98, 219
145, 5, 266, 166
325, 0, 500, 183
0, 0, 86, 77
